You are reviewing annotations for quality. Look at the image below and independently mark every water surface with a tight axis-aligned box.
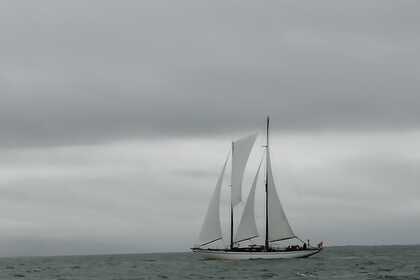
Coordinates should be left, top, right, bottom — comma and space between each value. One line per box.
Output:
0, 246, 419, 279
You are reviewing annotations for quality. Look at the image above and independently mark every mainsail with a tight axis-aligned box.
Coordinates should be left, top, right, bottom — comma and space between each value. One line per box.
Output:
234, 156, 264, 243
231, 134, 257, 206
266, 149, 295, 242
197, 153, 230, 247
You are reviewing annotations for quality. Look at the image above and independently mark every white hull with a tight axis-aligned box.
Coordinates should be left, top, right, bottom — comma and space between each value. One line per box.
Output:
192, 248, 322, 260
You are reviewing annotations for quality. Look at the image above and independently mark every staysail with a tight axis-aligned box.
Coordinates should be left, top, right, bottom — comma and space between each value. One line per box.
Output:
234, 156, 264, 243
231, 134, 257, 206
266, 149, 295, 242
197, 152, 230, 247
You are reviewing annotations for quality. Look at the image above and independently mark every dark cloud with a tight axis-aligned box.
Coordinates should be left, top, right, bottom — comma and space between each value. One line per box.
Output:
1, 0, 419, 147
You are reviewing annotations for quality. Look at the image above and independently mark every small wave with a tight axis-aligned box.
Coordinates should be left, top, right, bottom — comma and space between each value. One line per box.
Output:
377, 267, 393, 272
260, 272, 277, 278
142, 259, 156, 262
296, 272, 316, 278
71, 265, 81, 269
334, 256, 360, 260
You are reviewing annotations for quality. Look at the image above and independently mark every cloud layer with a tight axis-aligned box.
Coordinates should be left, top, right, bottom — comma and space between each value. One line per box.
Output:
0, 0, 419, 256
1, 133, 420, 256
1, 0, 420, 147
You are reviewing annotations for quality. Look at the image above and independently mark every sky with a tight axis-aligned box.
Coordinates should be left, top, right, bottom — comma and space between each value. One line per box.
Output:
0, 0, 420, 257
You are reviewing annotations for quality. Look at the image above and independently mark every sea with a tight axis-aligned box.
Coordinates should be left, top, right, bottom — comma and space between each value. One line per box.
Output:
0, 246, 419, 280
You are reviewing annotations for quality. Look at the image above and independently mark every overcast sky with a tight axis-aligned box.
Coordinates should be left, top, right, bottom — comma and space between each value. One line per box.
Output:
1, 0, 420, 257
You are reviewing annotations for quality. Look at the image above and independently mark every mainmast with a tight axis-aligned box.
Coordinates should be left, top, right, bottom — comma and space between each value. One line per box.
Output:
265, 116, 270, 250
230, 142, 234, 250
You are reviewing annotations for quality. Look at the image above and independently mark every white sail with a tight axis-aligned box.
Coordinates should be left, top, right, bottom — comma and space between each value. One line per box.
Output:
266, 149, 295, 242
231, 134, 257, 206
234, 156, 264, 243
197, 153, 230, 247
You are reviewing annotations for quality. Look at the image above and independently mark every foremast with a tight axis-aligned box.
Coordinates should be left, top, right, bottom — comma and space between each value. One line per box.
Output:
230, 142, 234, 250
265, 116, 270, 251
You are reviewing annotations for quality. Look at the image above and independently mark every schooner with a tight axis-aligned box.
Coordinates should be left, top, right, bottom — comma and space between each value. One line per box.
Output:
192, 117, 323, 260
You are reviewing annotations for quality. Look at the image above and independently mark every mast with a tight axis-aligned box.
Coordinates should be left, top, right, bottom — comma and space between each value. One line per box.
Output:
230, 204, 234, 249
265, 116, 270, 250
230, 142, 234, 250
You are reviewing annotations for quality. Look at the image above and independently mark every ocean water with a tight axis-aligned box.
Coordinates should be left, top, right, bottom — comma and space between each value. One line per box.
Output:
0, 246, 419, 280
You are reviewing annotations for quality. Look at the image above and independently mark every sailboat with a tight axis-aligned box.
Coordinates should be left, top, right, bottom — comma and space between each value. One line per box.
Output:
192, 117, 323, 260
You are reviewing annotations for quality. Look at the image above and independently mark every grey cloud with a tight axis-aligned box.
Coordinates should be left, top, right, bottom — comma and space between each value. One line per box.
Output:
0, 132, 420, 256
1, 0, 420, 147
294, 153, 420, 202
1, 0, 420, 256
172, 168, 219, 179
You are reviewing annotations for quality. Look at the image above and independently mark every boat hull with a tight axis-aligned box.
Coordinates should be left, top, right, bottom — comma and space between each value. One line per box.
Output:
192, 248, 322, 260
